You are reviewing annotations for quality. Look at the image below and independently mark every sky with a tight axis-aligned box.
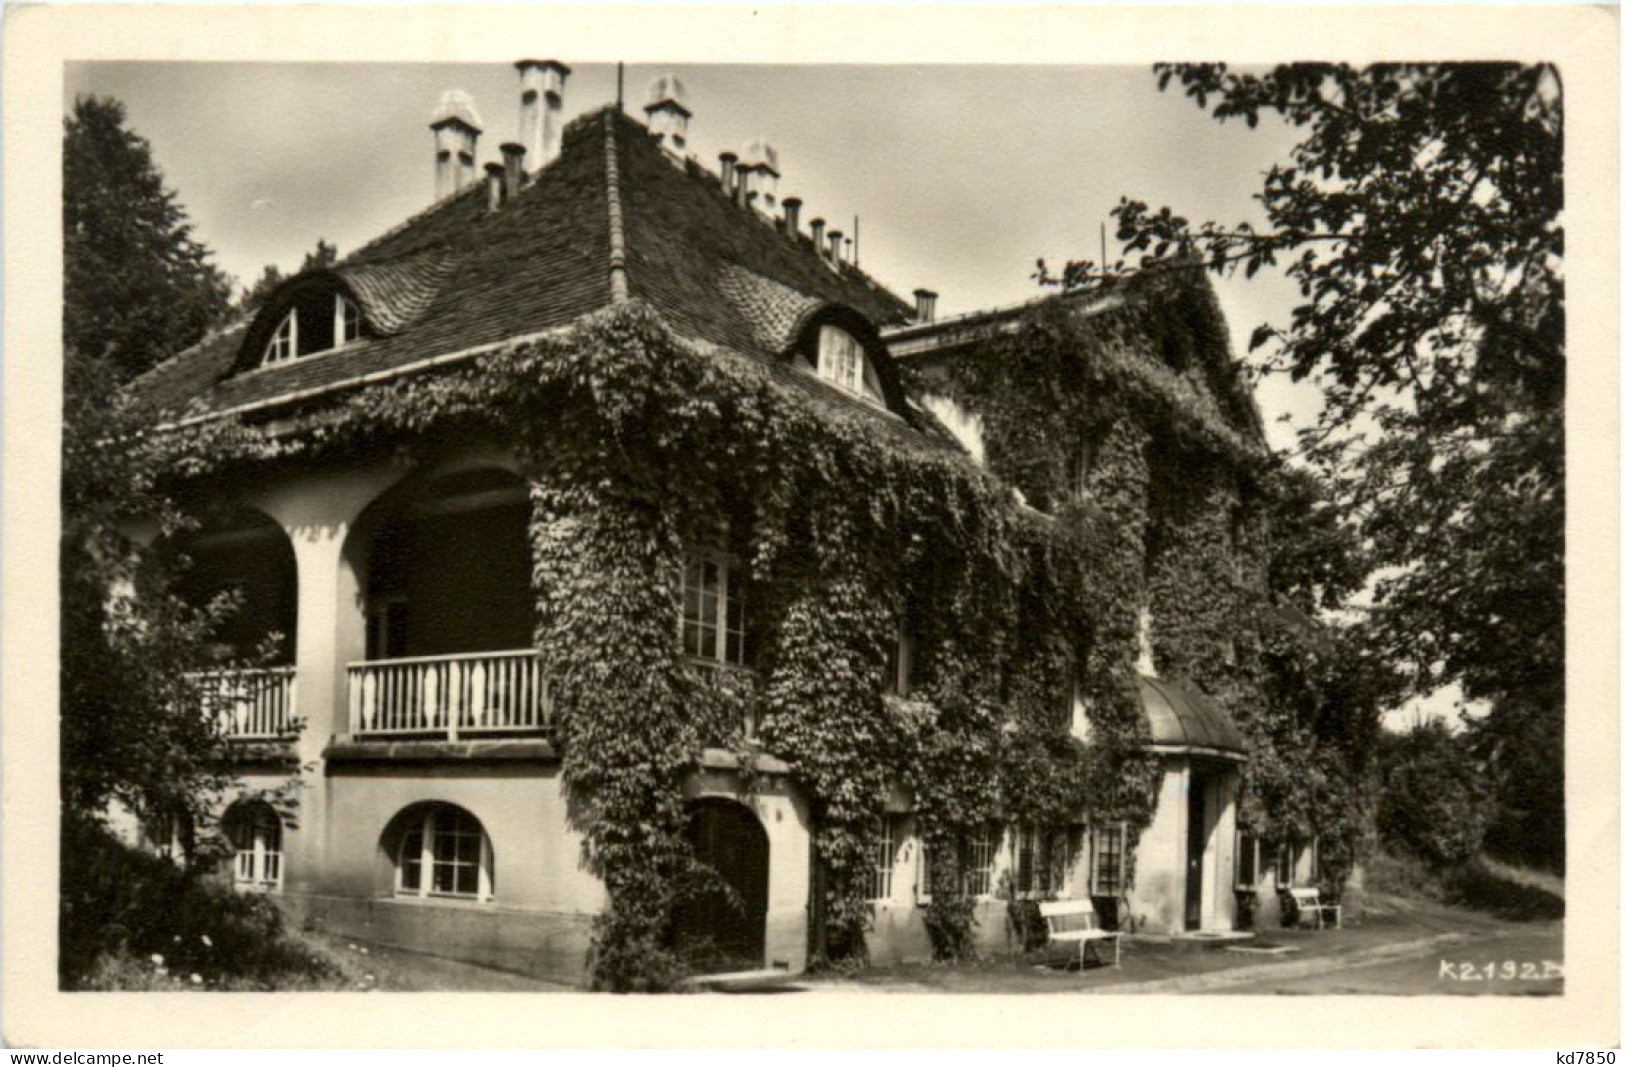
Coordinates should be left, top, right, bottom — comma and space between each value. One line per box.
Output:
63, 60, 1458, 727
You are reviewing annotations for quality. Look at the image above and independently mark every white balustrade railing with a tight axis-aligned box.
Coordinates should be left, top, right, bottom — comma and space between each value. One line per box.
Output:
347, 650, 551, 740
190, 667, 298, 740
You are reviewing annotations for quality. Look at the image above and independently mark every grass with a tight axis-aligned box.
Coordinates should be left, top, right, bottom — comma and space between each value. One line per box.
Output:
1363, 847, 1564, 923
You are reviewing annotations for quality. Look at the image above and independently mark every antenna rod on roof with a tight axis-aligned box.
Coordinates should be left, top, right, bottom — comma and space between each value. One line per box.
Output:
1100, 221, 1108, 273
853, 215, 860, 268
616, 62, 624, 112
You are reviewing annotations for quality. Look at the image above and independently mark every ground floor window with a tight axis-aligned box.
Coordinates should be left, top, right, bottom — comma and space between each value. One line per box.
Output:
145, 811, 192, 865
225, 802, 284, 892
1011, 824, 1071, 898
1236, 831, 1260, 888
867, 816, 901, 901
395, 805, 493, 901
964, 825, 999, 897
1091, 824, 1125, 896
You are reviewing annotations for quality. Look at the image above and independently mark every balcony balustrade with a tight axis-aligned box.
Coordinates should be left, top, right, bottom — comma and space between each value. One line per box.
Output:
189, 667, 299, 741
347, 649, 551, 741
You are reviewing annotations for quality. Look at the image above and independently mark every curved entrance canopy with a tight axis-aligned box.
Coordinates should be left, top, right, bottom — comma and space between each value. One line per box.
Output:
1137, 674, 1248, 762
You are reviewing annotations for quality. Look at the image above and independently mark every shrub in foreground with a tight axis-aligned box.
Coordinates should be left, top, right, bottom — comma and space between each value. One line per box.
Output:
60, 817, 340, 990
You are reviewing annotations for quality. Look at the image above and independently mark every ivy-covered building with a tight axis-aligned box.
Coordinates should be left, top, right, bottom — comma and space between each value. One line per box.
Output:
121, 63, 1337, 987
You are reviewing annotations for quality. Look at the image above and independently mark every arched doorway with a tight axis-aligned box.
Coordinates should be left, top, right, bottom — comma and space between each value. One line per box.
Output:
673, 798, 769, 972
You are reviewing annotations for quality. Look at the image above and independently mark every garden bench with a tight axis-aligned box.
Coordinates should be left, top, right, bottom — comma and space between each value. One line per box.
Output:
1281, 886, 1341, 929
1038, 899, 1121, 969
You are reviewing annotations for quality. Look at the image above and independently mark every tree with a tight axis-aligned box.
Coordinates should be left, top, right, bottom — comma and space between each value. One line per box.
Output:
64, 96, 235, 383
236, 239, 340, 314
1053, 64, 1563, 868
1378, 720, 1493, 867
60, 345, 238, 833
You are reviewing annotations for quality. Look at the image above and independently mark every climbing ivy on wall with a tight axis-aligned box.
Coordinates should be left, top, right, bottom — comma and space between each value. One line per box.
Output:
140, 267, 1369, 988
935, 267, 1380, 905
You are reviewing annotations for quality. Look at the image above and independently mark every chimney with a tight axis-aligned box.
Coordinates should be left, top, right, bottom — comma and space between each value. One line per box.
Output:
809, 217, 826, 252
500, 142, 526, 201
430, 90, 484, 200
782, 196, 802, 236
484, 162, 506, 210
827, 228, 844, 265
719, 151, 738, 196
643, 73, 692, 158
738, 138, 780, 213
913, 288, 939, 324
516, 59, 570, 171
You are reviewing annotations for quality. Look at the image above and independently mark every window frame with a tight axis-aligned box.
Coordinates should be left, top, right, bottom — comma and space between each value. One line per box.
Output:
394, 806, 494, 903
867, 815, 901, 902
964, 824, 999, 898
227, 803, 284, 893
1091, 823, 1126, 897
336, 293, 362, 346
815, 324, 886, 406
259, 291, 363, 368
680, 545, 748, 668
262, 310, 297, 366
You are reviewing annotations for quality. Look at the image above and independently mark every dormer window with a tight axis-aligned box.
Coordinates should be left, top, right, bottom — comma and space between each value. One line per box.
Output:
260, 292, 363, 367
817, 325, 885, 405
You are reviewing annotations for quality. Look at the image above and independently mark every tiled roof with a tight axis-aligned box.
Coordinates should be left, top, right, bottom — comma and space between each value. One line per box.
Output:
135, 110, 615, 418
334, 252, 457, 334
132, 106, 935, 450
716, 266, 822, 353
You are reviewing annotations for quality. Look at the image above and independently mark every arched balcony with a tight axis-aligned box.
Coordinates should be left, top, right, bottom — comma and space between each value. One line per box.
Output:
343, 468, 547, 741
168, 505, 299, 741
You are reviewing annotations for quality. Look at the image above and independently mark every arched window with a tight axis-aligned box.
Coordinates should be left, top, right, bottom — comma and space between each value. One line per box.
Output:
260, 292, 363, 367
224, 801, 284, 892
394, 805, 493, 901
816, 325, 885, 405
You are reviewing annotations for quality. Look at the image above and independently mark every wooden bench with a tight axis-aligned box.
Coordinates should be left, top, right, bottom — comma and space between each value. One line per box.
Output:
1038, 899, 1122, 969
1281, 886, 1342, 929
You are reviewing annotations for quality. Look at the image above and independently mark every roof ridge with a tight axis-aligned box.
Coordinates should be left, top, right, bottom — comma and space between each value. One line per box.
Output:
603, 109, 629, 303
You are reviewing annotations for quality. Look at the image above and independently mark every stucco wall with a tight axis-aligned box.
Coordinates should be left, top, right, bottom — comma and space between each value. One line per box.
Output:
310, 762, 602, 912
1132, 758, 1189, 933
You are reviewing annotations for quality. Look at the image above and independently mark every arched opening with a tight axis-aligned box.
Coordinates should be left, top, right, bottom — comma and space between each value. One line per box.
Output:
672, 798, 769, 972
361, 467, 533, 660
162, 504, 299, 739
378, 802, 494, 902
223, 800, 284, 893
345, 467, 542, 739
167, 504, 297, 665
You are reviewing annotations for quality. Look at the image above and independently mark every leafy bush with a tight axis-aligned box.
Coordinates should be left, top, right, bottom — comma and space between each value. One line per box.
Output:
59, 817, 339, 990
921, 897, 979, 961
1377, 721, 1492, 867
